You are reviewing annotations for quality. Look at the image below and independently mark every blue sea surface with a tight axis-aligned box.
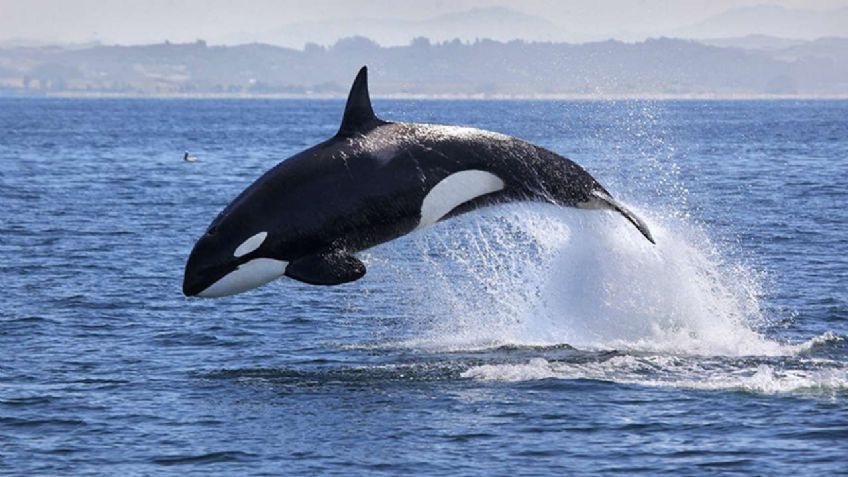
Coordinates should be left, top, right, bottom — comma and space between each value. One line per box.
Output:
1, 98, 847, 475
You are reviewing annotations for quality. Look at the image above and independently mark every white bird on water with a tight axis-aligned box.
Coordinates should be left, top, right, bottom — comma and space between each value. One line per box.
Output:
183, 151, 198, 162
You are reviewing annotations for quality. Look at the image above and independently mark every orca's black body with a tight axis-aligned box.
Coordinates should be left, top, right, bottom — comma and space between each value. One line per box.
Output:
183, 67, 654, 298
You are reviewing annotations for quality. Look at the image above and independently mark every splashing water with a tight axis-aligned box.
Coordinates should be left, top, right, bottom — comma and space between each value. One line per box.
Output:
379, 202, 778, 356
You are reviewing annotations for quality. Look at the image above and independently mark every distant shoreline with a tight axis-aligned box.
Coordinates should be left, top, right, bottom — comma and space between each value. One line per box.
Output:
3, 36, 846, 100
2, 92, 847, 101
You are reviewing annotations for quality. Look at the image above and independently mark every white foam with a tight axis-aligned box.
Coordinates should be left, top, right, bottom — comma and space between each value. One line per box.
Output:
461, 356, 848, 394
794, 331, 845, 352
462, 358, 559, 382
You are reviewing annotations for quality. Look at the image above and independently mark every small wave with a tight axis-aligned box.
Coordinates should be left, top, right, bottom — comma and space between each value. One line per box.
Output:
794, 331, 846, 353
338, 338, 575, 354
673, 364, 848, 394
0, 396, 54, 406
152, 451, 256, 466
152, 331, 243, 347
0, 416, 87, 428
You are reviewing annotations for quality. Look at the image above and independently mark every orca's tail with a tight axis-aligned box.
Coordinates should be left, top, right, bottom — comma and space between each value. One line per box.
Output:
591, 190, 655, 244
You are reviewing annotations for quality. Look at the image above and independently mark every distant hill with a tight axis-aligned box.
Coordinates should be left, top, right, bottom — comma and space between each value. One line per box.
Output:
1, 36, 846, 98
218, 7, 563, 48
674, 5, 848, 40
188, 5, 848, 49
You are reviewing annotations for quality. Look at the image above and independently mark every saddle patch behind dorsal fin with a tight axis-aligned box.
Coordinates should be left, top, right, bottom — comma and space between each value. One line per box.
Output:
338, 66, 385, 136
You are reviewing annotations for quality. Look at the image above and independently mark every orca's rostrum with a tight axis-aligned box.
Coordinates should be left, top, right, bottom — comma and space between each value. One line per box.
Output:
183, 66, 654, 298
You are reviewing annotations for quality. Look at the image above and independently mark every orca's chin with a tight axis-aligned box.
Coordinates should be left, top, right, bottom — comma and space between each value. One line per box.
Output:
182, 269, 218, 297
185, 258, 288, 298
182, 260, 229, 297
182, 280, 203, 297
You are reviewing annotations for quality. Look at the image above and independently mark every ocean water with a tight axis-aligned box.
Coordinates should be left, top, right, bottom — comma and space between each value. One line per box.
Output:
1, 98, 847, 475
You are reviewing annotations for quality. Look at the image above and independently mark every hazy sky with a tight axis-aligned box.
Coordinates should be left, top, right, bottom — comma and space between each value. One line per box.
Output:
1, 0, 846, 46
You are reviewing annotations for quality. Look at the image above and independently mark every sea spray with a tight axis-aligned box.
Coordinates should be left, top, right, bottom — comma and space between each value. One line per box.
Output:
380, 201, 784, 356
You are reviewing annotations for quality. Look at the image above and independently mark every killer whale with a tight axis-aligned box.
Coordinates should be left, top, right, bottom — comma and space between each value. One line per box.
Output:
183, 66, 654, 298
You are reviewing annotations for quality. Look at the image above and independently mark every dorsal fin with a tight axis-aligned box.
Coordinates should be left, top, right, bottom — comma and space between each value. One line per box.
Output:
338, 66, 384, 136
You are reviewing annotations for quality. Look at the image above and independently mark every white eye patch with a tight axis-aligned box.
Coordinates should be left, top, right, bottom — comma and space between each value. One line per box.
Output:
234, 231, 268, 258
